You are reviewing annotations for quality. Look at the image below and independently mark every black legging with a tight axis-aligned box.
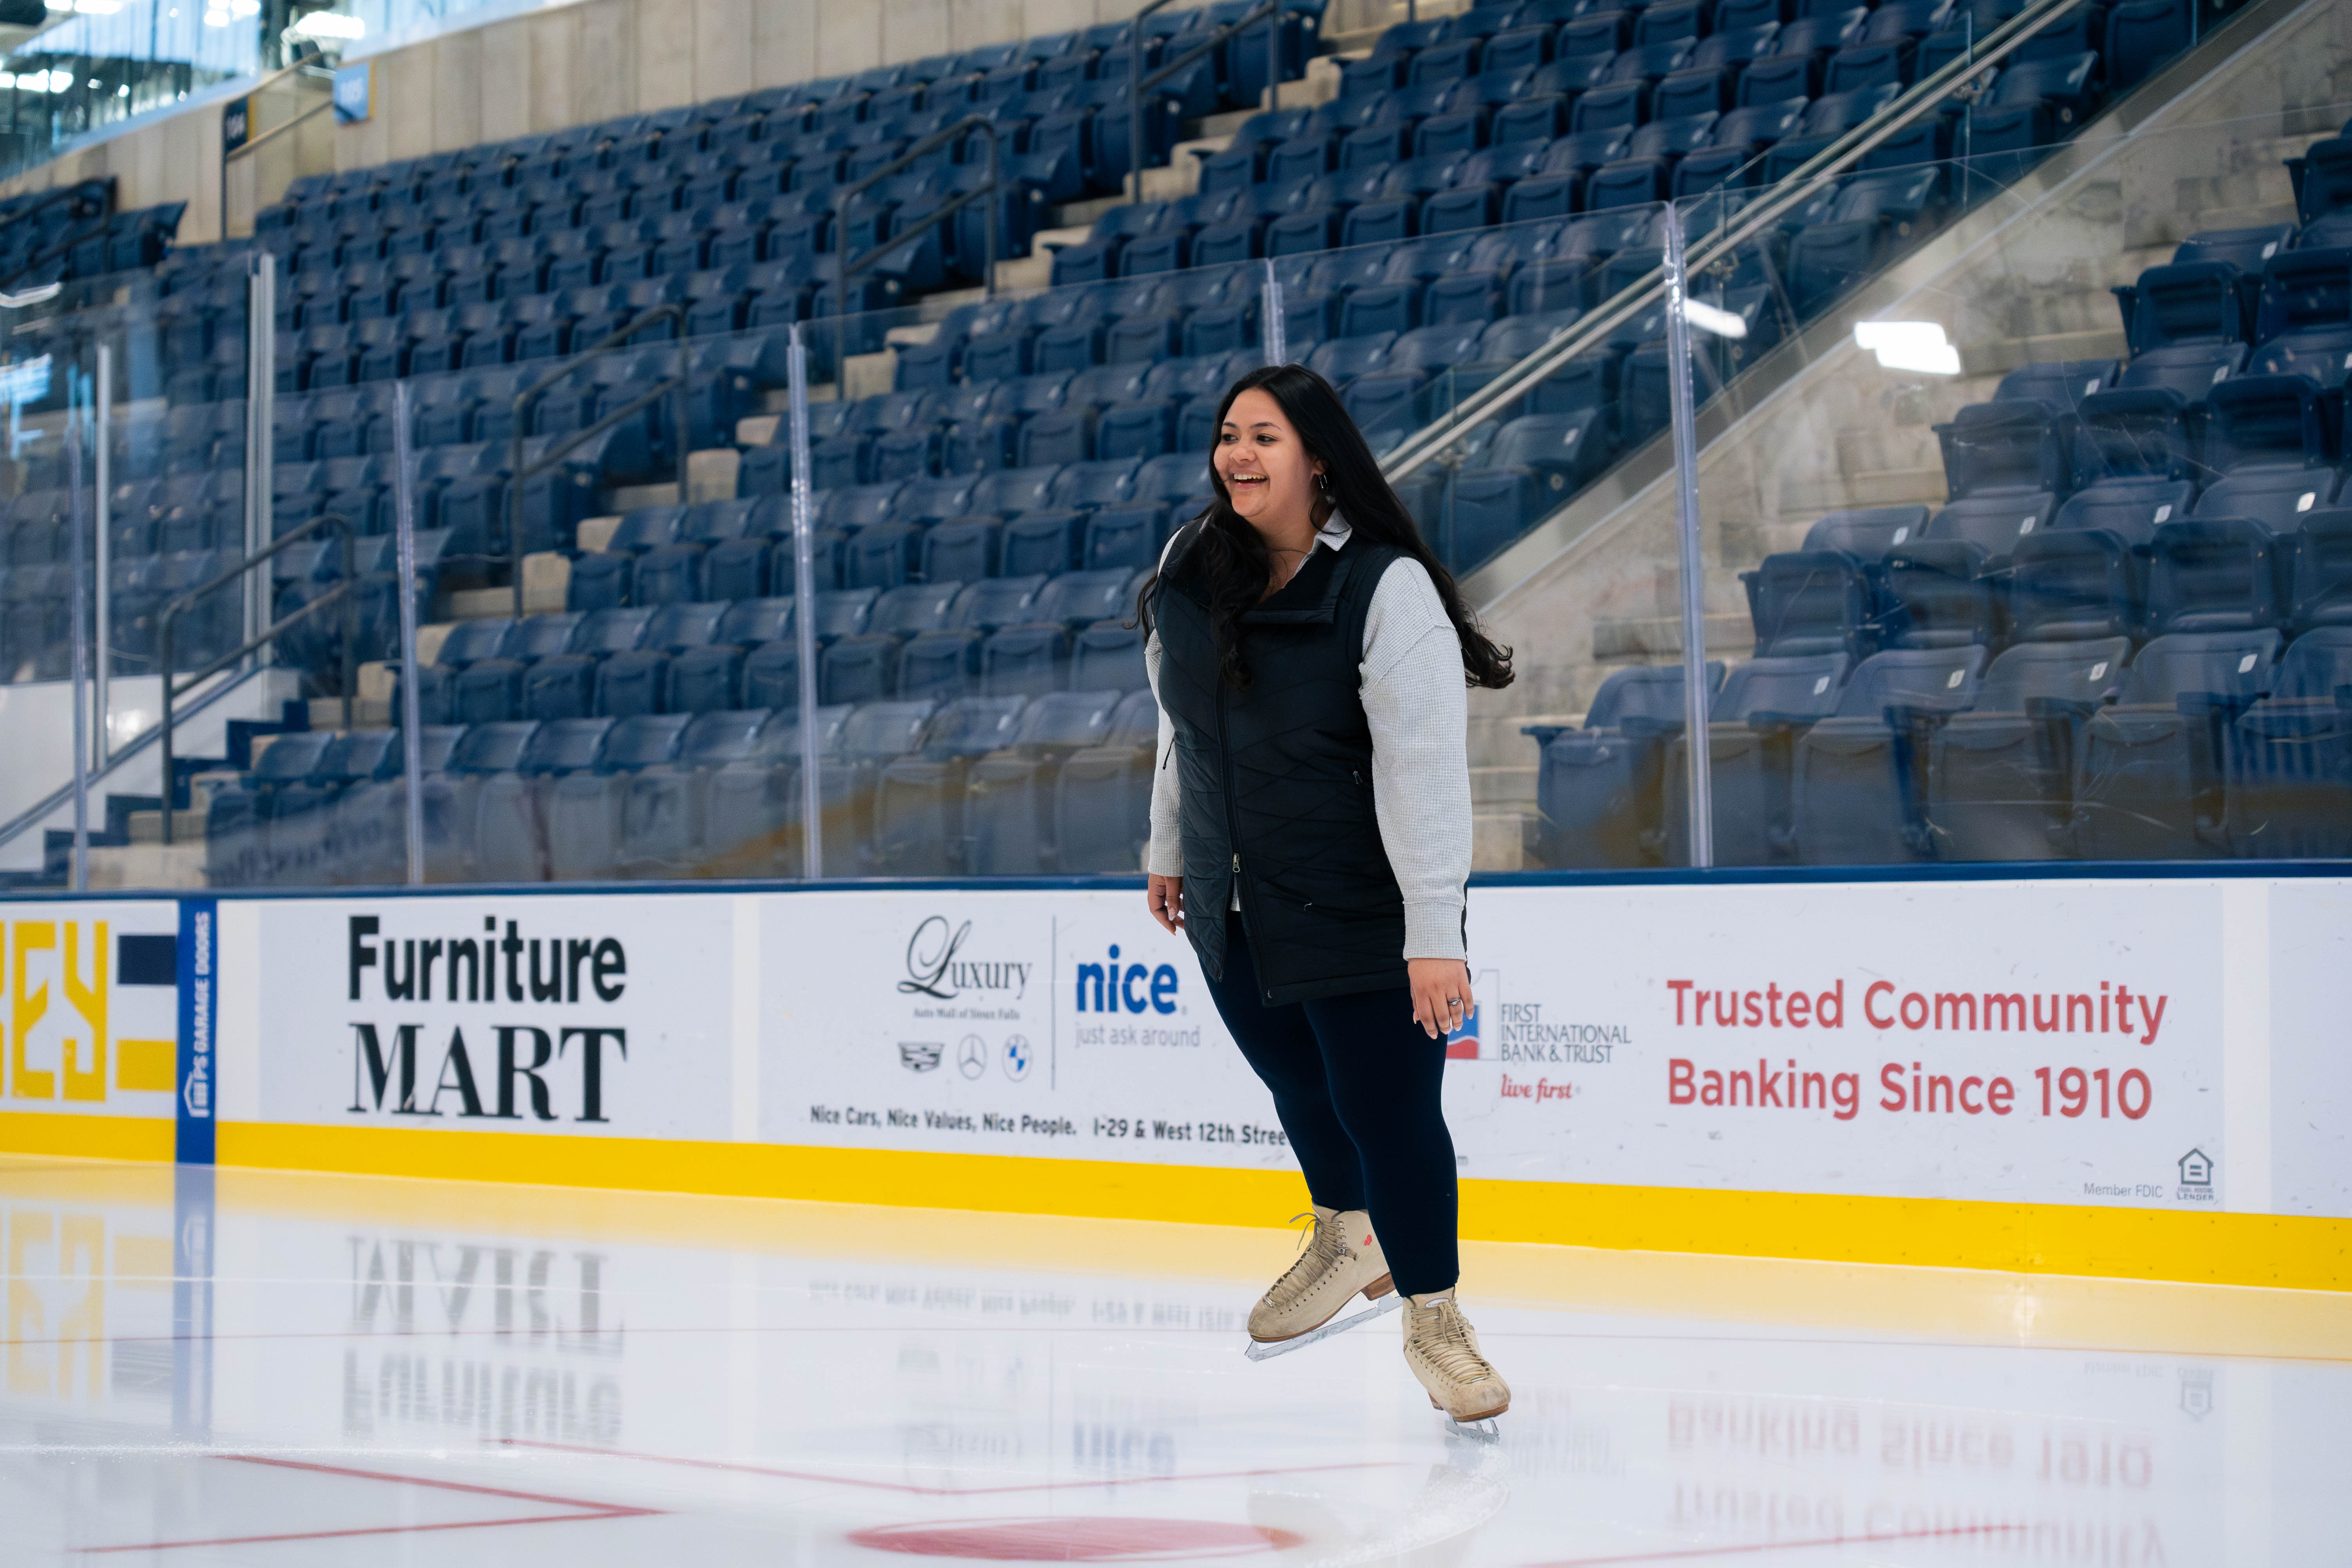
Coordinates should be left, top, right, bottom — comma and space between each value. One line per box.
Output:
1202, 922, 1460, 1297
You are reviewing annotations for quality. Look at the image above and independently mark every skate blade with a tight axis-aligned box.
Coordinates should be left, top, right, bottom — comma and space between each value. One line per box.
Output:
1444, 1416, 1502, 1443
1243, 1294, 1401, 1361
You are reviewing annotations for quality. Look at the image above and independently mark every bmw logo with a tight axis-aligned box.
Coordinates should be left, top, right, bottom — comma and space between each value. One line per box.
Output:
1002, 1034, 1031, 1082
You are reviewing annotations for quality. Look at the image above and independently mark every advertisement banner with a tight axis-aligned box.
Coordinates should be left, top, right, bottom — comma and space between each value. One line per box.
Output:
1444, 881, 2229, 1214
175, 898, 216, 1165
755, 880, 2248, 1216
244, 894, 737, 1141
197, 876, 2343, 1227
757, 889, 1290, 1169
0, 899, 183, 1123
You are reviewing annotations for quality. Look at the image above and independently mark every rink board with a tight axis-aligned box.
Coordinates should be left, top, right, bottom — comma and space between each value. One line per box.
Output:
2, 872, 2347, 1289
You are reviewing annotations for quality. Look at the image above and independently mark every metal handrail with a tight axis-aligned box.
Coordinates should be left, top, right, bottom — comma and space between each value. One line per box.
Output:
225, 96, 333, 162
506, 301, 693, 617
220, 64, 335, 240
1378, 0, 2091, 482
159, 510, 358, 846
0, 178, 118, 294
1127, 0, 1283, 204
831, 114, 1004, 343
0, 180, 113, 240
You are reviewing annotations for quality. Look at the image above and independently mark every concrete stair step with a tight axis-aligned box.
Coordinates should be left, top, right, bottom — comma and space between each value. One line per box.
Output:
1472, 764, 1536, 808
85, 841, 207, 889
1472, 810, 1535, 872
1592, 613, 1749, 663
1778, 468, 1947, 514
1833, 425, 1942, 479
1720, 517, 1815, 567
1959, 328, 2131, 379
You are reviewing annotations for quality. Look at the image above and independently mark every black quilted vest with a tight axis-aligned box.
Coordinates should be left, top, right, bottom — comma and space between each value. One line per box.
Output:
1153, 520, 1409, 1005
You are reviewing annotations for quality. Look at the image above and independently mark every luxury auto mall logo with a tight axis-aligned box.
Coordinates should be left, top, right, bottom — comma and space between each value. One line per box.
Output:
897, 916, 1033, 1001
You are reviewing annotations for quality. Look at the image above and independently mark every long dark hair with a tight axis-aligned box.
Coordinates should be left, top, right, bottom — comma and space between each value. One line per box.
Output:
1136, 363, 1514, 692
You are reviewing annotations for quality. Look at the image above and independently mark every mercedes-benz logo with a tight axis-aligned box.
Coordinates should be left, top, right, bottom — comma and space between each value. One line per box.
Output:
957, 1035, 987, 1080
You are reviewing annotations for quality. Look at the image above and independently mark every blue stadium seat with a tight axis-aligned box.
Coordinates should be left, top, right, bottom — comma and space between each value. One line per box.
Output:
2144, 519, 2288, 636
1524, 661, 1725, 867
1742, 549, 1878, 660
1927, 637, 2134, 861
1788, 644, 1987, 863
1660, 652, 1853, 867
2222, 628, 2352, 858
2287, 508, 2352, 634
964, 688, 1125, 873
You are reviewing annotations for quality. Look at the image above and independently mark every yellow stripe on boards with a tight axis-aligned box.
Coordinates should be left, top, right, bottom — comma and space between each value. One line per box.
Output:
115, 1039, 177, 1093
0, 1112, 176, 1162
213, 1122, 2351, 1294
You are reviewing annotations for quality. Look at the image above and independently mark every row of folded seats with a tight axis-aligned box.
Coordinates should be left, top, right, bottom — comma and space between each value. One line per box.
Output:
154, 0, 2180, 413
1051, 0, 2129, 289
1744, 472, 2352, 664
570, 483, 1199, 603
1531, 623, 2352, 867
407, 567, 1152, 723
236, 7, 1324, 368
1746, 211, 2352, 666
140, 0, 1314, 408
203, 687, 1161, 887
0, 183, 180, 287
1348, 0, 2187, 118
0, 525, 455, 684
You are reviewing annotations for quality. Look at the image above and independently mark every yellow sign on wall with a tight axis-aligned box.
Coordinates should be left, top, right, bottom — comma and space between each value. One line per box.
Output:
0, 907, 181, 1116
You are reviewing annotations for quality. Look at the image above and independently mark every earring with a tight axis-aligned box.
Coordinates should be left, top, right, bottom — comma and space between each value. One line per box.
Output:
1315, 472, 1329, 491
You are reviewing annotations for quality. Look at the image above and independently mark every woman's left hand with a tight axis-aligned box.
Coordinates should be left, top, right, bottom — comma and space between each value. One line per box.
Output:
1408, 958, 1474, 1040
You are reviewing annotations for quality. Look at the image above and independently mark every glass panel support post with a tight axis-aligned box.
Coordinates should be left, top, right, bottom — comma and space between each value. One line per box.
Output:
243, 250, 276, 666
1266, 6, 1280, 110
66, 368, 88, 891
788, 324, 824, 881
1661, 202, 1715, 869
1262, 257, 1285, 367
392, 378, 426, 886
94, 341, 111, 769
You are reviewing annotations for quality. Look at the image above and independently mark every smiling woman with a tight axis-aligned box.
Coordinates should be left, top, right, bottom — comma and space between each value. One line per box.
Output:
1131, 363, 1523, 1434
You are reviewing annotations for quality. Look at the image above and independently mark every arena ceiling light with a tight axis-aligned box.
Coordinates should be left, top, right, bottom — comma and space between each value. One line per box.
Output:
1854, 320, 1961, 375
1682, 298, 1749, 341
288, 9, 363, 38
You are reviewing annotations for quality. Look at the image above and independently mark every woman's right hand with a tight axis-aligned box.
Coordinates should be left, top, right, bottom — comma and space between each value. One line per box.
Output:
1147, 874, 1185, 935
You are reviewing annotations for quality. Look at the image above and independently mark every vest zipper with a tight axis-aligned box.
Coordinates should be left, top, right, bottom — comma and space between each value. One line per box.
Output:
1215, 676, 1273, 1002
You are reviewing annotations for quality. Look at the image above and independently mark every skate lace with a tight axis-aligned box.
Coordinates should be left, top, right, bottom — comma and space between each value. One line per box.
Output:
1264, 1212, 1346, 1311
1414, 1301, 1496, 1385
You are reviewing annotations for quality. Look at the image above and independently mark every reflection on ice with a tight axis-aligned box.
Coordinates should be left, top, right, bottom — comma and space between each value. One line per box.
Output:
0, 1157, 2343, 1564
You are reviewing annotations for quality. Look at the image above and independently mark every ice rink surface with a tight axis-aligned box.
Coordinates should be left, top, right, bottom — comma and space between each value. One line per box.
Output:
3, 1154, 2346, 1565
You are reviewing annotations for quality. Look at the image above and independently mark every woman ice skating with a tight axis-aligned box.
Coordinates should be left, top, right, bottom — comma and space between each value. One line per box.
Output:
1138, 363, 1517, 1428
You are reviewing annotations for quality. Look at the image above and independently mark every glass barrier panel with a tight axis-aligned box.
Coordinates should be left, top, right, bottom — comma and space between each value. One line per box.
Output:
0, 253, 258, 888
1498, 102, 2352, 876
24, 70, 2348, 892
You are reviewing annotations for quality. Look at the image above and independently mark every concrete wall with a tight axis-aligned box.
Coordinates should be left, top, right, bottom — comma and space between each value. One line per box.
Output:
334, 0, 1166, 175
0, 0, 1209, 241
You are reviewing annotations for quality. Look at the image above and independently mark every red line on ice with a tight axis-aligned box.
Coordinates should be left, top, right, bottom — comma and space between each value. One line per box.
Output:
499, 1437, 1412, 1496
71, 1452, 657, 1554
